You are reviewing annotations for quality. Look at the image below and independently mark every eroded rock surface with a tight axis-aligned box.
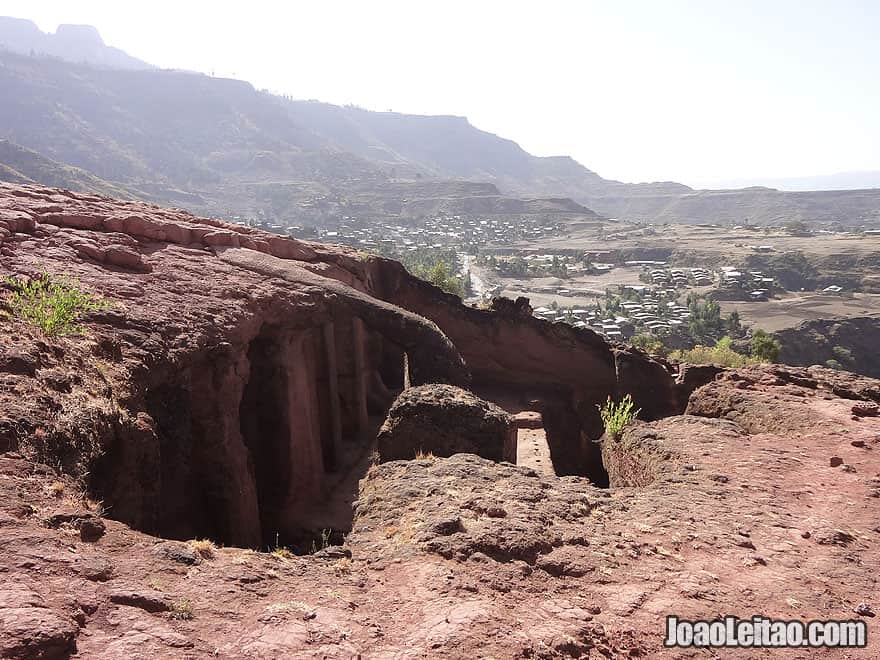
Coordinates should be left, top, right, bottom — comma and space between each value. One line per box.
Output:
376, 385, 516, 462
1, 183, 879, 657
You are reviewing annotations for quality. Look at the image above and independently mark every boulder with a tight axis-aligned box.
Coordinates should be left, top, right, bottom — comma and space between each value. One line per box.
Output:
0, 607, 78, 659
377, 385, 516, 462
852, 401, 879, 417
0, 584, 78, 659
109, 588, 170, 613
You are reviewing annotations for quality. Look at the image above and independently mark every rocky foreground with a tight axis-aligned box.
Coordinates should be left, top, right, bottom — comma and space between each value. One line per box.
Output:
1, 182, 879, 658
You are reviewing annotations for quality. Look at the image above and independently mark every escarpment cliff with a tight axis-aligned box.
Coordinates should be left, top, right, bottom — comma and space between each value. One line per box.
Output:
2, 183, 879, 658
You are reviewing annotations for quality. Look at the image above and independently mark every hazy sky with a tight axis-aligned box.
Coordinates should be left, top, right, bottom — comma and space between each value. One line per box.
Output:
6, 0, 880, 186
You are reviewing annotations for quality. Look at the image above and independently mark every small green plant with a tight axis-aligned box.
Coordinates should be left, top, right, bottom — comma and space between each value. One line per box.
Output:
169, 599, 194, 621
5, 273, 108, 336
598, 394, 640, 440
831, 345, 853, 365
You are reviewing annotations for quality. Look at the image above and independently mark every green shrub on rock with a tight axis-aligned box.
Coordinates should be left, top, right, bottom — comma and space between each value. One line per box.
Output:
4, 273, 108, 336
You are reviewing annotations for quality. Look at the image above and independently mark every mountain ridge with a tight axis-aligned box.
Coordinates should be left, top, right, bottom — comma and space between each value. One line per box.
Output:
694, 170, 880, 192
0, 16, 152, 70
1, 22, 880, 226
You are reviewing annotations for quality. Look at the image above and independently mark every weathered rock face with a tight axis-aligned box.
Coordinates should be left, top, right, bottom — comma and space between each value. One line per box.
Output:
1, 181, 694, 488
377, 385, 516, 462
0, 182, 468, 551
686, 364, 880, 434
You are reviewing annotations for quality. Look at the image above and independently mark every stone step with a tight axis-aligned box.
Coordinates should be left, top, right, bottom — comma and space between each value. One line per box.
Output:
513, 410, 543, 429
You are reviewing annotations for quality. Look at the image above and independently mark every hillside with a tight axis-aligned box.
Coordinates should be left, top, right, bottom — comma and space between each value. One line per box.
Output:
290, 100, 694, 200
775, 316, 880, 378
1, 40, 880, 226
0, 139, 143, 199
282, 100, 880, 225
0, 51, 600, 224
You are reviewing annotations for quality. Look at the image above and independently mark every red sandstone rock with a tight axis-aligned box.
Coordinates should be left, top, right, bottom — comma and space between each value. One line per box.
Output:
108, 588, 171, 613
1, 182, 879, 657
377, 384, 516, 462
0, 209, 36, 233
852, 401, 879, 416
103, 245, 148, 272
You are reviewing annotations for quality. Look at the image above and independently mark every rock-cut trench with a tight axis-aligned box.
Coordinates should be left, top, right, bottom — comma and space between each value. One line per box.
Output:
91, 294, 686, 554
92, 313, 410, 554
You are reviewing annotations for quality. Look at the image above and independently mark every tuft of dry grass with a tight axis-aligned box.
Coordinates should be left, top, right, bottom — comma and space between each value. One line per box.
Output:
48, 481, 65, 498
82, 496, 105, 516
232, 549, 256, 565
189, 539, 217, 560
383, 524, 414, 546
414, 449, 436, 460
168, 599, 194, 621
271, 547, 295, 561
264, 600, 316, 620
146, 575, 166, 592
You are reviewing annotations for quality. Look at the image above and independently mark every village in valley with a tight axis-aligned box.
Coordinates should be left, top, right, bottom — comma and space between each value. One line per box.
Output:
235, 210, 880, 358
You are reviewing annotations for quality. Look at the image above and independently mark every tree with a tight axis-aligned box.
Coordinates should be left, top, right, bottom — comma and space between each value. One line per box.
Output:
630, 333, 666, 356
668, 336, 756, 368
399, 248, 466, 297
727, 310, 742, 333
424, 261, 464, 297
831, 345, 853, 365
750, 329, 781, 362
784, 220, 811, 236
687, 297, 724, 342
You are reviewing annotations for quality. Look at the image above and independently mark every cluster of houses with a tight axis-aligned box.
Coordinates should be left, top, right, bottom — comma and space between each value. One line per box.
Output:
299, 215, 566, 253
519, 254, 594, 276
719, 267, 776, 300
617, 297, 692, 335
531, 306, 628, 337
512, 283, 599, 298
646, 267, 714, 288
531, 288, 695, 339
